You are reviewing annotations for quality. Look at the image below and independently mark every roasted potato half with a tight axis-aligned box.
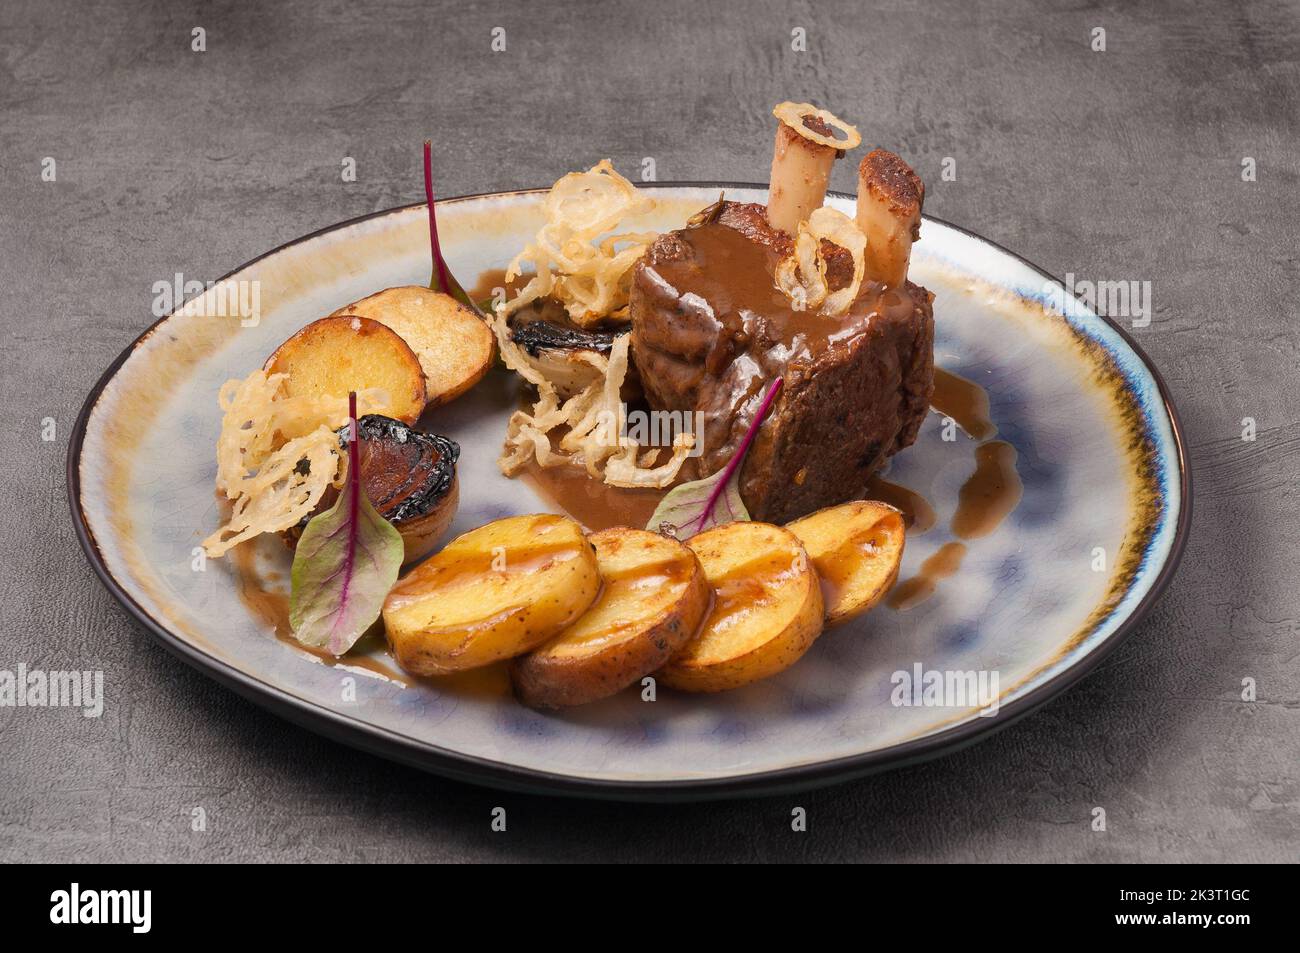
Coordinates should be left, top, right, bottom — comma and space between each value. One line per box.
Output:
382, 514, 600, 675
658, 522, 824, 693
787, 501, 906, 626
511, 527, 710, 709
265, 315, 426, 424
331, 286, 495, 408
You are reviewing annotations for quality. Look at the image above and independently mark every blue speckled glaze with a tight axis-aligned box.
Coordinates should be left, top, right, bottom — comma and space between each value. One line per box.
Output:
926, 228, 1179, 603
918, 216, 1179, 668
71, 186, 1186, 793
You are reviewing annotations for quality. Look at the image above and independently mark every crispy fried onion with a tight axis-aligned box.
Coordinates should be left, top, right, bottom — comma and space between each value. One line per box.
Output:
203, 369, 388, 557
491, 309, 693, 488
500, 160, 656, 327
773, 101, 862, 151
774, 206, 868, 316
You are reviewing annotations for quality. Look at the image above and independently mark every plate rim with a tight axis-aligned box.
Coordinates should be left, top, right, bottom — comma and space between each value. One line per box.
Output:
66, 182, 1193, 802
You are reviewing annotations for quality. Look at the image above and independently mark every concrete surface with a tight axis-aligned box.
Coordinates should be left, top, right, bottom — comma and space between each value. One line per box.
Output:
1, 0, 1297, 863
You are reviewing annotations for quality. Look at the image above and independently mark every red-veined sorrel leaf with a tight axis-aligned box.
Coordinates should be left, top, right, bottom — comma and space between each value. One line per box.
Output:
290, 393, 404, 655
424, 139, 478, 311
646, 377, 783, 541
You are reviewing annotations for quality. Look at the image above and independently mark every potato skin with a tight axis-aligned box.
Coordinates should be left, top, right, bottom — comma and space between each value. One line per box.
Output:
389, 559, 597, 674
382, 514, 600, 675
265, 315, 427, 424
510, 528, 710, 709
658, 522, 824, 693
657, 588, 822, 693
787, 500, 905, 625
331, 286, 495, 408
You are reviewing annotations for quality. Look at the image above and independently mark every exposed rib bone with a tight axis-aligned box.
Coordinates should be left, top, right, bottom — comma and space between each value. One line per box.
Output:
767, 104, 859, 236
855, 149, 924, 289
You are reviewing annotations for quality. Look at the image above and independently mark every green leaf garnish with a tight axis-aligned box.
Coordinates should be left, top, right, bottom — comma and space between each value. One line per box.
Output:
289, 393, 404, 656
646, 377, 783, 540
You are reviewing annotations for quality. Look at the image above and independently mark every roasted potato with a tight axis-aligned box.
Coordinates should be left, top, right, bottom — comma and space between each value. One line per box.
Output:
658, 522, 824, 693
331, 286, 495, 408
787, 500, 906, 626
382, 514, 600, 675
511, 527, 710, 709
265, 315, 426, 424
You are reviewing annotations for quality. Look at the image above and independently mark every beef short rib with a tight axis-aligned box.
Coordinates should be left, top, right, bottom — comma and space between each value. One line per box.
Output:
629, 201, 934, 524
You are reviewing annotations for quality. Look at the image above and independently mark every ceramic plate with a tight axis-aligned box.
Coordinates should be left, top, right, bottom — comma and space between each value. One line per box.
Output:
68, 185, 1189, 800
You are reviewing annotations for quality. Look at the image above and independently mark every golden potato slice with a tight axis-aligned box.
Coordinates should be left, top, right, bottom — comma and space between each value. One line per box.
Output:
511, 528, 710, 709
658, 522, 824, 693
382, 514, 600, 675
787, 501, 906, 626
265, 315, 426, 424
331, 286, 495, 408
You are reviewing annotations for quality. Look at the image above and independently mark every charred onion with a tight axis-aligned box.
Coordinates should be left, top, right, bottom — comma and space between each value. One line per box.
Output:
288, 415, 460, 565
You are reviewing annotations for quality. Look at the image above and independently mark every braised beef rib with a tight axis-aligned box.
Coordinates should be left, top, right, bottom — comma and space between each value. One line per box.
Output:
629, 200, 934, 524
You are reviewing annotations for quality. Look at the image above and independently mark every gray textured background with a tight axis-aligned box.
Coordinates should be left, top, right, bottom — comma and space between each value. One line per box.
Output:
2, 0, 1297, 863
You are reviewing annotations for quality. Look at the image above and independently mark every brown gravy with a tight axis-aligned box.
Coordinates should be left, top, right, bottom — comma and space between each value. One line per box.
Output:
887, 542, 967, 611
951, 440, 1022, 540
231, 541, 291, 638
231, 542, 409, 686
465, 267, 521, 308
885, 439, 1022, 610
651, 223, 876, 357
865, 474, 937, 533
932, 367, 996, 440
426, 663, 512, 698
519, 459, 665, 532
